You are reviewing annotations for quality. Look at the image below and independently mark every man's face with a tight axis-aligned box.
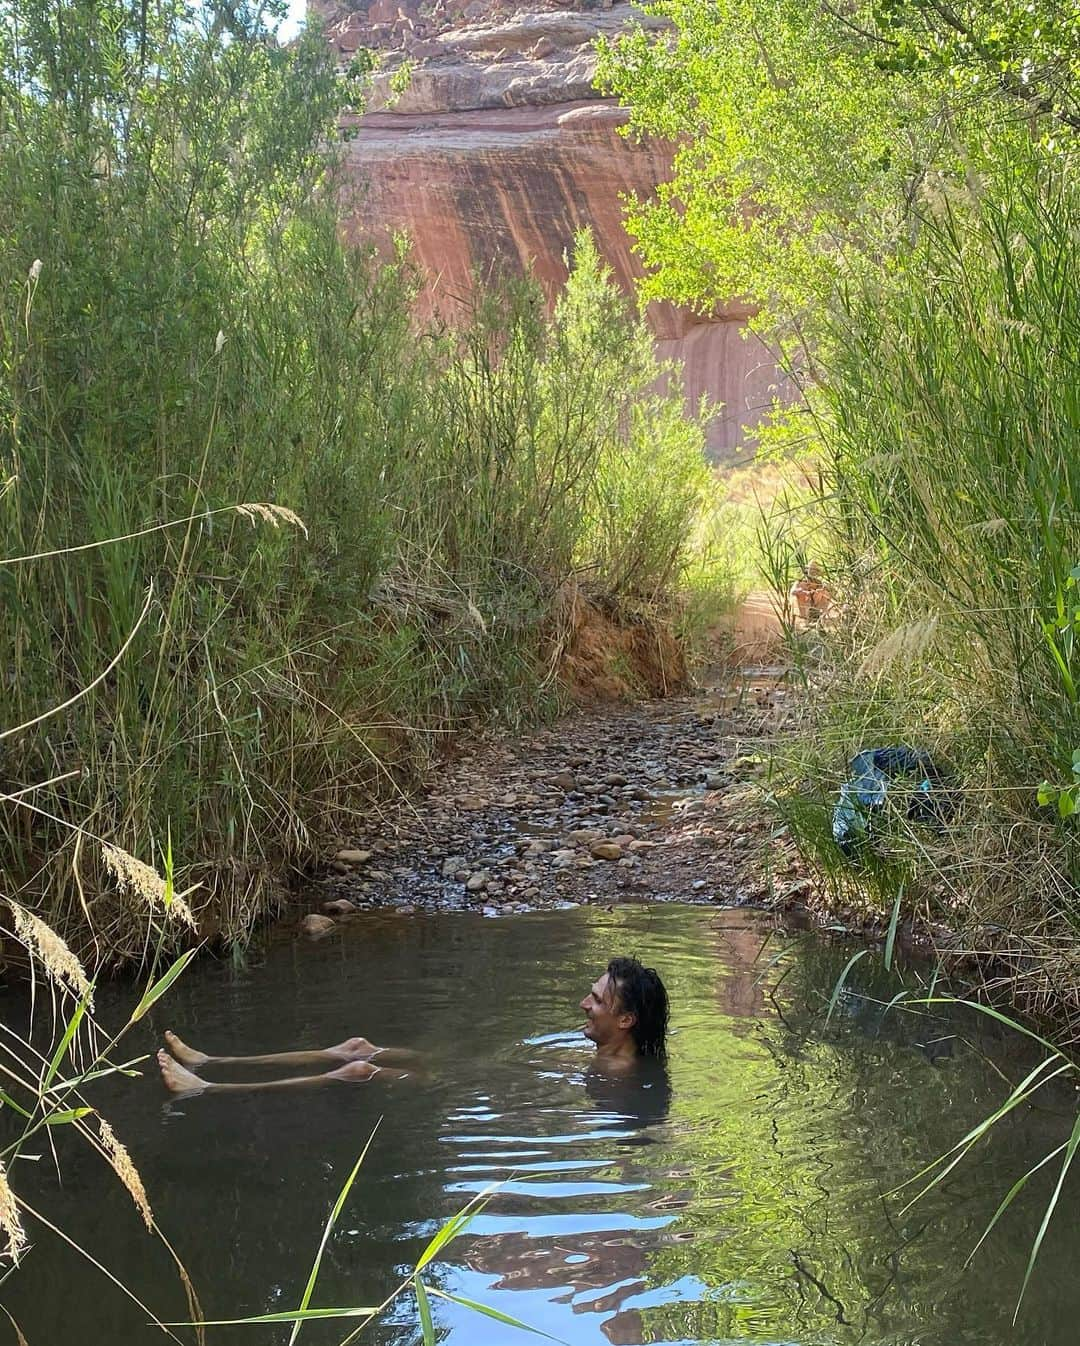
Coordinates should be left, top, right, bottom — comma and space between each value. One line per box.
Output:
580, 972, 633, 1046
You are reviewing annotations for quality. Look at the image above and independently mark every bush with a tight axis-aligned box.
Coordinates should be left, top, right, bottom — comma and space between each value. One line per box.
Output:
773, 155, 1080, 1028
0, 5, 710, 966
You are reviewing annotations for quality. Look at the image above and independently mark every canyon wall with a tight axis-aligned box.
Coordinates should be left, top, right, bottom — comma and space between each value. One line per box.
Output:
312, 1, 785, 458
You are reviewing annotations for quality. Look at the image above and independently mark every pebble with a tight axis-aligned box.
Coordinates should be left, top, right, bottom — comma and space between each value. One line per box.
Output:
321, 898, 356, 916
310, 676, 796, 919
300, 913, 336, 937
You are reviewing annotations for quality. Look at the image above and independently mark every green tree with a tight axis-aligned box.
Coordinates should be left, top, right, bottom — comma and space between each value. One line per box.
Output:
596, 0, 1080, 339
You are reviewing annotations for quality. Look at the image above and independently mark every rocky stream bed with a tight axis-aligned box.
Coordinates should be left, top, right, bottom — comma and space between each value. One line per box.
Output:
299, 667, 818, 933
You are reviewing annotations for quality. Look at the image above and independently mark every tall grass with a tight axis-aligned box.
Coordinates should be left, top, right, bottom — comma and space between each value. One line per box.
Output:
0, 3, 713, 967
770, 148, 1080, 1032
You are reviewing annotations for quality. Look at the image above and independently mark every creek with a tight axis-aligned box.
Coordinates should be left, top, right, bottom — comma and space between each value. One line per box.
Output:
4, 903, 1080, 1344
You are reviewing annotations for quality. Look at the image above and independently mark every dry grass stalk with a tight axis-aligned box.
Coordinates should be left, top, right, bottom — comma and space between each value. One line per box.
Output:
101, 844, 197, 929
0, 1161, 26, 1264
856, 615, 939, 678
5, 900, 91, 1001
0, 1305, 28, 1346
963, 516, 1010, 536
98, 1118, 153, 1229
234, 502, 308, 537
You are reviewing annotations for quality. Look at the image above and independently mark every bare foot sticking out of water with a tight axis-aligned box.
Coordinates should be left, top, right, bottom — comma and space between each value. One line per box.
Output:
163, 1031, 209, 1068
158, 1049, 207, 1095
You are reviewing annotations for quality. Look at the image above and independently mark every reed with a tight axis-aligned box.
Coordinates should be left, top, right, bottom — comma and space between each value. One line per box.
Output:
0, 4, 716, 967
770, 149, 1080, 1033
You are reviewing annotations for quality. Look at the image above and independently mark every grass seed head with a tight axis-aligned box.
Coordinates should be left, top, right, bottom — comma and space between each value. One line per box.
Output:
0, 1161, 26, 1264
101, 845, 197, 929
5, 901, 91, 1002
99, 1118, 153, 1229
234, 502, 308, 537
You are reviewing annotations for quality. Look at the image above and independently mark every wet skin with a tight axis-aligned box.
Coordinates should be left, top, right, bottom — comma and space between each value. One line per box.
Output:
156, 1031, 414, 1095
580, 971, 640, 1069
157, 968, 646, 1095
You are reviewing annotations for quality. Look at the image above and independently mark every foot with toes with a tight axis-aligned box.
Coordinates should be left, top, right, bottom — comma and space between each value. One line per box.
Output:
157, 1048, 207, 1095
163, 1030, 209, 1068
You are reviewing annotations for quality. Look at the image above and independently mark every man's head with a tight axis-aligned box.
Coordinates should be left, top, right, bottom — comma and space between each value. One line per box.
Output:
580, 956, 669, 1060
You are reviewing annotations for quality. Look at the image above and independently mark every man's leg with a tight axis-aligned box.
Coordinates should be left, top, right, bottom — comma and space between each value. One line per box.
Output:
157, 1051, 407, 1095
164, 1030, 380, 1069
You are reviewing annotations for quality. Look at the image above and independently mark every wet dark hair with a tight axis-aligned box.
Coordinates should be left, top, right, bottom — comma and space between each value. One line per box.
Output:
607, 956, 669, 1060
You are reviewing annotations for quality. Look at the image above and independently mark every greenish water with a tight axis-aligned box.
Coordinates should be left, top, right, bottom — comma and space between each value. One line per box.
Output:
4, 905, 1079, 1345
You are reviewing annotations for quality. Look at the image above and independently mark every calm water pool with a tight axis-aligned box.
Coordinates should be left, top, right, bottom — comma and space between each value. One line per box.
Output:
4, 904, 1079, 1345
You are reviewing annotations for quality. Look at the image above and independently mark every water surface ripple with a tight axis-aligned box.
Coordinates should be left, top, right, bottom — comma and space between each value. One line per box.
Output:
5, 905, 1079, 1345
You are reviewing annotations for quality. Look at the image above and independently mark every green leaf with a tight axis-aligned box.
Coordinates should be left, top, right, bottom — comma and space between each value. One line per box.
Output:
0, 1090, 32, 1119
44, 1061, 144, 1093
883, 881, 904, 972
890, 1052, 1070, 1206
414, 1180, 502, 1273
129, 948, 198, 1023
1059, 790, 1076, 818
415, 1277, 436, 1346
44, 983, 94, 1087
426, 1288, 567, 1343
44, 1107, 94, 1125
168, 1307, 380, 1326
1037, 783, 1055, 806
965, 1139, 1069, 1269
288, 1118, 382, 1346
825, 948, 869, 1026
1013, 1104, 1080, 1321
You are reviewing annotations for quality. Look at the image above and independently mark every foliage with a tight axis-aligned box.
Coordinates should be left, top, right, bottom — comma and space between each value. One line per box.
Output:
0, 0, 711, 966
601, 0, 1080, 1033
768, 165, 1080, 1026
596, 0, 1079, 339
0, 909, 203, 1338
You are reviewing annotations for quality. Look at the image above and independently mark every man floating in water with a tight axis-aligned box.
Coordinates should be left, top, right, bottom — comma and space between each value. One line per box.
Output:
156, 954, 668, 1094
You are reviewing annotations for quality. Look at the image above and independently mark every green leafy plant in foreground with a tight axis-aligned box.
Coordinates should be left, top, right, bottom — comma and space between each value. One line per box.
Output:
0, 930, 204, 1341
885, 995, 1080, 1324
1036, 749, 1080, 821
814, 938, 1080, 1324
173, 1121, 562, 1345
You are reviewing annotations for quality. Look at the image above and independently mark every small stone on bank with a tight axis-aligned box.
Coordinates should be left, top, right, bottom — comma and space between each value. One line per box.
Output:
300, 913, 336, 938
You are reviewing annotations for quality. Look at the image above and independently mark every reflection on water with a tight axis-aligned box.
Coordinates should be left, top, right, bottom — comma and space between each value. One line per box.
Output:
5, 905, 1080, 1345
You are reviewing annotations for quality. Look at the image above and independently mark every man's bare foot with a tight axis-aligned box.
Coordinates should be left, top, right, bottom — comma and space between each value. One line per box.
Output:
158, 1049, 208, 1095
329, 1036, 378, 1060
164, 1031, 210, 1068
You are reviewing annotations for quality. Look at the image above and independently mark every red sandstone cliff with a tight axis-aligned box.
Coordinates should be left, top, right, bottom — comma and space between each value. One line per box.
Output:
311, 1, 785, 458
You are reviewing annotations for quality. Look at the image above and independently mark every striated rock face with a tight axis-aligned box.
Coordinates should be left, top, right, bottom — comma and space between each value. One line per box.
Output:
314, 1, 785, 458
